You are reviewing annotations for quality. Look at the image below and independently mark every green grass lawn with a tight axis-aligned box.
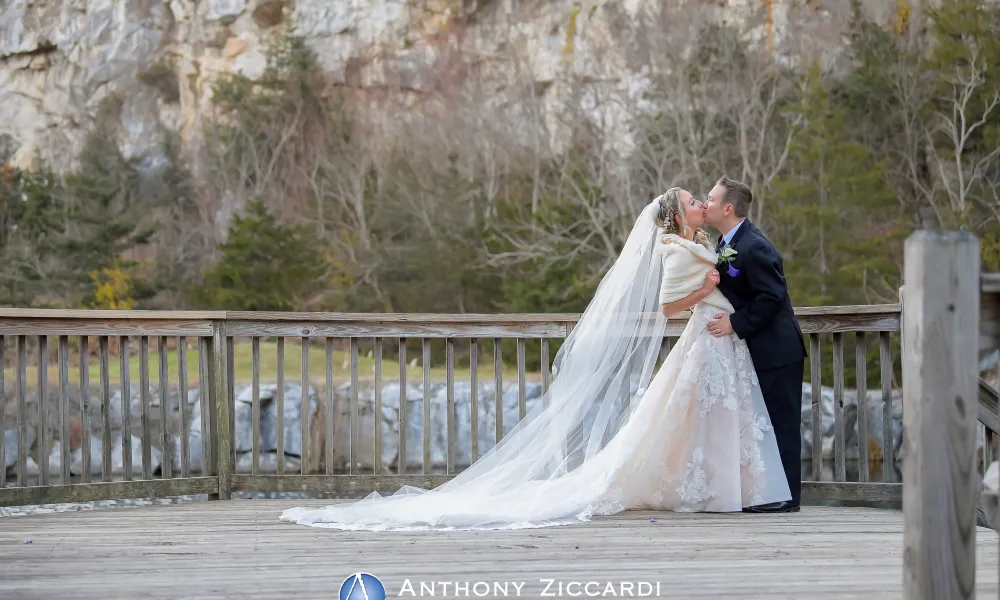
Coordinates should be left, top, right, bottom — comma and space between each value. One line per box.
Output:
4, 340, 540, 389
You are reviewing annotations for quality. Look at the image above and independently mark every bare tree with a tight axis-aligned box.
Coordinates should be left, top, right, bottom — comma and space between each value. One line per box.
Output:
627, 5, 799, 223
928, 43, 1000, 222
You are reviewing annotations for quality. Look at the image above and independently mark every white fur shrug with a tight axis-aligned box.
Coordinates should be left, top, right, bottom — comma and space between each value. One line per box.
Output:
656, 234, 735, 314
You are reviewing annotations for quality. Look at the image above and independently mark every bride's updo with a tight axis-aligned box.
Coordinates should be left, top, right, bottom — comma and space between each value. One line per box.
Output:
654, 187, 711, 249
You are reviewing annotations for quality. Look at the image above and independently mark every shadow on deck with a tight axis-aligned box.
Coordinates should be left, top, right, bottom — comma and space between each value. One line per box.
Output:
1, 501, 997, 599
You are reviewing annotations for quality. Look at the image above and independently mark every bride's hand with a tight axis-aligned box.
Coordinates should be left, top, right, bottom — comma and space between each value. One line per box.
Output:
703, 269, 720, 291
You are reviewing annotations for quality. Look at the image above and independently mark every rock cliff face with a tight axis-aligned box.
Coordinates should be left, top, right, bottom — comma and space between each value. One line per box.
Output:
0, 0, 886, 172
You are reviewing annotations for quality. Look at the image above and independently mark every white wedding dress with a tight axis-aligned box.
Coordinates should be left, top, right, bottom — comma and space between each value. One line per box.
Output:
280, 200, 791, 531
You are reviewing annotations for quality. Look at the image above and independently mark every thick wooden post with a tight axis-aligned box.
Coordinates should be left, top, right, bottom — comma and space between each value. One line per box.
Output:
902, 231, 979, 600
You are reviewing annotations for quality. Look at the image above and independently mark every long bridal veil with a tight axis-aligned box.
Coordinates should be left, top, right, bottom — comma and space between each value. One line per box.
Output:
280, 198, 669, 530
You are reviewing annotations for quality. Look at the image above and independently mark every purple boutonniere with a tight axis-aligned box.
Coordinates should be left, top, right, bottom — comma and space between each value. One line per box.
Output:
718, 244, 739, 277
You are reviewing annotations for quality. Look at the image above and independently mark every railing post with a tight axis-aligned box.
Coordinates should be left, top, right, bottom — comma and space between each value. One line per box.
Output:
902, 231, 979, 600
210, 320, 232, 500
899, 285, 905, 357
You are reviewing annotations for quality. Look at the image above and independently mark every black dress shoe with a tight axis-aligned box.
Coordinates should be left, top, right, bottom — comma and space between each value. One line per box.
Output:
742, 501, 800, 513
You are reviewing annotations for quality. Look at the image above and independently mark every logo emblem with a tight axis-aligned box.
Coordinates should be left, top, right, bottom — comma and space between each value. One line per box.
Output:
340, 572, 386, 600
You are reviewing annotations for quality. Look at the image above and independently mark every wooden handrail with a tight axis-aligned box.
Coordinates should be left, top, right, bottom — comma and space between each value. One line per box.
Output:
0, 304, 900, 322
0, 308, 226, 319
0, 305, 902, 339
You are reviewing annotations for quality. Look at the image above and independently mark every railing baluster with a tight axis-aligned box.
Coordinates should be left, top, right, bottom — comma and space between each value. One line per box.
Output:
988, 298, 997, 473
211, 320, 232, 500
350, 338, 359, 475
0, 337, 5, 488
324, 337, 334, 475
540, 338, 550, 394
517, 338, 526, 421
58, 336, 69, 483
159, 336, 171, 479
227, 336, 235, 468
979, 424, 987, 473
833, 333, 846, 482
470, 338, 479, 463
856, 332, 869, 482
398, 338, 407, 475
659, 337, 671, 366
99, 336, 111, 483
276, 337, 284, 476
252, 336, 261, 476
987, 429, 996, 468
494, 338, 503, 443
119, 336, 131, 482
16, 335, 27, 486
422, 338, 431, 475
880, 331, 894, 483
38, 335, 48, 486
300, 337, 309, 475
140, 337, 152, 480
178, 337, 190, 478
198, 336, 212, 475
79, 336, 90, 484
373, 337, 383, 476
810, 333, 822, 481
446, 338, 455, 475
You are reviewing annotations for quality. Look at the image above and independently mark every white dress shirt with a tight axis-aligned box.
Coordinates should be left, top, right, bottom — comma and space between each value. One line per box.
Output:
720, 219, 746, 247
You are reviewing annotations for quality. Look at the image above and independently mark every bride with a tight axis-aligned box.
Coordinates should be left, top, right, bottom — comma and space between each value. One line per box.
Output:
280, 189, 791, 531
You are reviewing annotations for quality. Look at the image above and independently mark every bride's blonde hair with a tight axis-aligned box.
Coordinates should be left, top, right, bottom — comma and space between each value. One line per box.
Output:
654, 187, 711, 249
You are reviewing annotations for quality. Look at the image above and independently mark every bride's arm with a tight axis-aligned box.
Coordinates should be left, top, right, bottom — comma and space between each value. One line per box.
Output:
661, 270, 719, 318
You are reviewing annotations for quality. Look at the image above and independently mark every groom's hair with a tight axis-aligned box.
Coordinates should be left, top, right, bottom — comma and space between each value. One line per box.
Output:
716, 176, 752, 218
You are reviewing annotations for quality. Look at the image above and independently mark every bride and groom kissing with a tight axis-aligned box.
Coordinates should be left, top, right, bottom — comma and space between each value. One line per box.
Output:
281, 176, 807, 531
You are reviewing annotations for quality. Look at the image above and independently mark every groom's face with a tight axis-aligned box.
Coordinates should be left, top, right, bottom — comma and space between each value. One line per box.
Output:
702, 184, 731, 226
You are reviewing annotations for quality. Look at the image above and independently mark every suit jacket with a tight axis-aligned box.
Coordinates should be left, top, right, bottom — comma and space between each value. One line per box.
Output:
716, 221, 806, 371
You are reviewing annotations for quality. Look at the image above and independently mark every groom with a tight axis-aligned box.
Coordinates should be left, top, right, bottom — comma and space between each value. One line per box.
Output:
702, 176, 806, 513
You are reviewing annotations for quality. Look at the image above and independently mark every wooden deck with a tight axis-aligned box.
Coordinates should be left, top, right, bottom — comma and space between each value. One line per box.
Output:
0, 501, 997, 599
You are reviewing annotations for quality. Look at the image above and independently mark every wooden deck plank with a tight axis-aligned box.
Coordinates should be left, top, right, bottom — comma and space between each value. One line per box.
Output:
0, 502, 996, 599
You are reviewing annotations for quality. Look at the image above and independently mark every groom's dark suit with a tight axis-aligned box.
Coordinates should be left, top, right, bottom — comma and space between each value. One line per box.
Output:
716, 220, 806, 506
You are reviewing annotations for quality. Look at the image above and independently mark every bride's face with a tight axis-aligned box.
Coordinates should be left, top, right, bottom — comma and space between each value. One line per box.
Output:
676, 190, 704, 229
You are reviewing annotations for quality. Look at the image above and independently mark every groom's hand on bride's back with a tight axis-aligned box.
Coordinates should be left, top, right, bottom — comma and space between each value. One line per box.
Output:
708, 314, 733, 337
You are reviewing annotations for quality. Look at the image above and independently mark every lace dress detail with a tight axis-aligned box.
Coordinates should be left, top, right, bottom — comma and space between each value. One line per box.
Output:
615, 303, 790, 514
676, 448, 719, 510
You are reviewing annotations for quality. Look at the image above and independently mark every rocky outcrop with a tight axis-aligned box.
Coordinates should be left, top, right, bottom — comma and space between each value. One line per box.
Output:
0, 0, 869, 172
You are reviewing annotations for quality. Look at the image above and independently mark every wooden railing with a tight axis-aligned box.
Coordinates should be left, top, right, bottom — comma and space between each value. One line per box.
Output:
0, 311, 223, 504
0, 305, 918, 508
